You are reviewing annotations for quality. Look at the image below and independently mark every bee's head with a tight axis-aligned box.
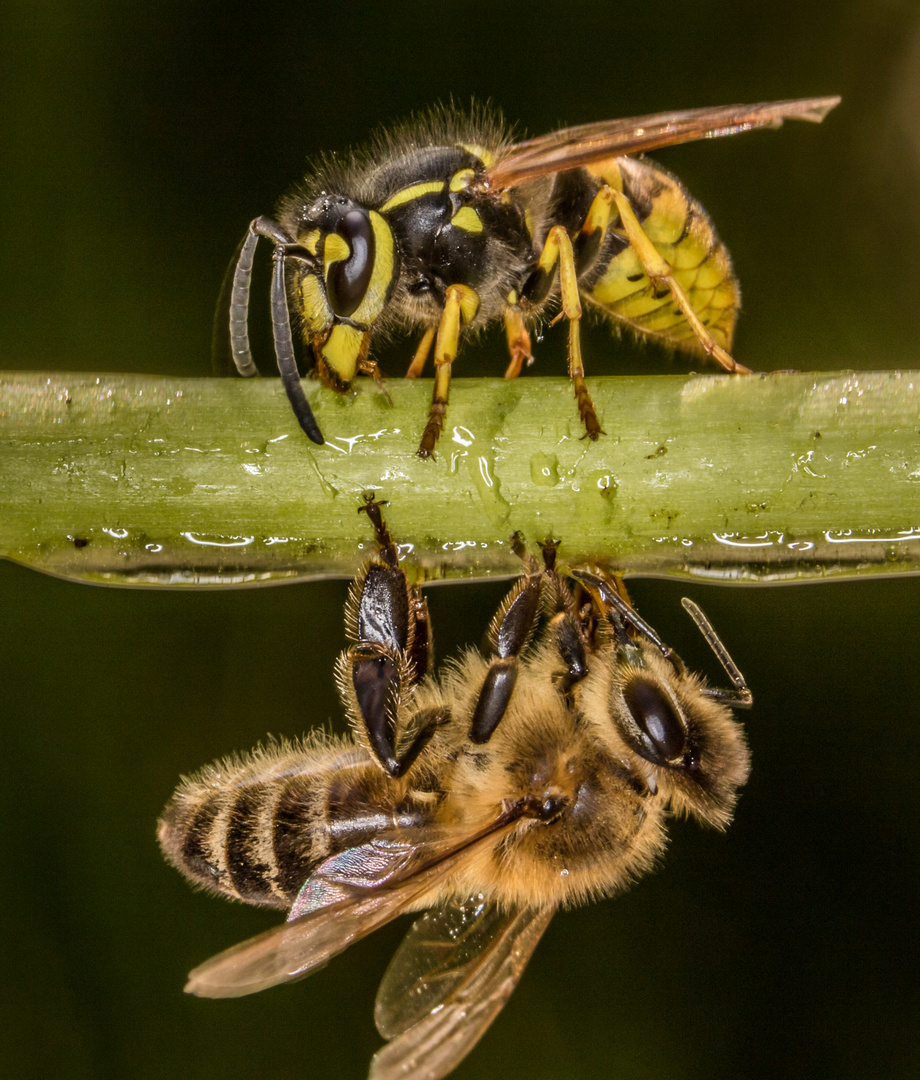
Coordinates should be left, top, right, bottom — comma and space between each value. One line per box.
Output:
289, 197, 399, 388
604, 641, 751, 828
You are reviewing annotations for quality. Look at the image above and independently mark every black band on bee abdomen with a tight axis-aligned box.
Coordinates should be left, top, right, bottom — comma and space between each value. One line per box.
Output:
176, 794, 228, 890
225, 783, 279, 903
271, 776, 328, 901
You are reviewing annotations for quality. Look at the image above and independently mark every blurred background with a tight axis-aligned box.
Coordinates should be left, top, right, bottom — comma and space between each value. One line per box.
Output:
2, 1, 920, 1077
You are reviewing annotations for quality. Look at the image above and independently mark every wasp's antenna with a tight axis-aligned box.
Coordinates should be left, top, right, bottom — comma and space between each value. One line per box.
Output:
269, 244, 324, 445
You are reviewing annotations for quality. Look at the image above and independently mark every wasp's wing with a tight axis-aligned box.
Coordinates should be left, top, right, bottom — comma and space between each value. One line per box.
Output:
183, 816, 521, 1000
485, 97, 840, 188
370, 898, 555, 1080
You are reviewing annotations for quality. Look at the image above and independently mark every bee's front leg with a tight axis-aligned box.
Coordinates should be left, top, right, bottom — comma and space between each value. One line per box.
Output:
538, 541, 591, 699
468, 535, 544, 744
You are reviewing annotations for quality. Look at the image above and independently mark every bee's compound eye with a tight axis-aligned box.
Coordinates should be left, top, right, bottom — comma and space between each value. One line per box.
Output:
327, 208, 375, 318
622, 678, 687, 765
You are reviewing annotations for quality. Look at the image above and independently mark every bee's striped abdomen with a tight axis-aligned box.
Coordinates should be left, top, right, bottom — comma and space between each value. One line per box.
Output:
176, 791, 228, 890
159, 775, 291, 908
158, 738, 363, 909
224, 781, 282, 903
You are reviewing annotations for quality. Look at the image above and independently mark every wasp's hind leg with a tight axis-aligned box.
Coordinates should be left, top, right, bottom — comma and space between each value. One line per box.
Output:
417, 284, 480, 458
521, 226, 604, 439
337, 495, 442, 776
607, 188, 750, 375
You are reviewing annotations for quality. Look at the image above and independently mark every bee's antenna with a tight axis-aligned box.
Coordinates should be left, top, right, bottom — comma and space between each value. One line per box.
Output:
570, 569, 675, 661
681, 598, 753, 708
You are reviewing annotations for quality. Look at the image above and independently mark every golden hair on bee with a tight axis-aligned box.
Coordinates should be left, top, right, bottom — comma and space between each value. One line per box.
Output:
159, 499, 753, 1080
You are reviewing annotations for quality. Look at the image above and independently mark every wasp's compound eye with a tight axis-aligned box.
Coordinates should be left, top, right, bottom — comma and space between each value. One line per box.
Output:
622, 678, 687, 765
326, 208, 375, 318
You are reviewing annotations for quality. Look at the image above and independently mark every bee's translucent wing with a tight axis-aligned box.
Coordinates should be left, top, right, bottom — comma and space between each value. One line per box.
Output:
374, 896, 513, 1037
184, 815, 521, 1000
370, 898, 555, 1080
485, 97, 840, 187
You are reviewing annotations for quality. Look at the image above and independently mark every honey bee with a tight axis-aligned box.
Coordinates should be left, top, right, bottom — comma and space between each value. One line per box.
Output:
159, 497, 753, 1080
218, 97, 839, 455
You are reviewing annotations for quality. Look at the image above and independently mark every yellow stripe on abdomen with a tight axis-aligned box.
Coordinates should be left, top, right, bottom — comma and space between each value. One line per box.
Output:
586, 157, 740, 353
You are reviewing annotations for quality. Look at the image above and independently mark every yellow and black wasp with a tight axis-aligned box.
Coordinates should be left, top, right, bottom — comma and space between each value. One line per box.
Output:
219, 98, 839, 456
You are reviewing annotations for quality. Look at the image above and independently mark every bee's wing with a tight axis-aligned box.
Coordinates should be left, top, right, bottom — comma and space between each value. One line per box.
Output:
485, 97, 840, 188
370, 898, 555, 1080
183, 815, 521, 1000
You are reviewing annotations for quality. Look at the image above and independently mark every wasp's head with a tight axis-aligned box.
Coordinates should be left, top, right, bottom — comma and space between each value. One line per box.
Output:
288, 197, 399, 388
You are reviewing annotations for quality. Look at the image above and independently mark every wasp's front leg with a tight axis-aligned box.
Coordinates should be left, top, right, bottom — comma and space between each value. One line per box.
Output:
404, 327, 436, 379
502, 295, 534, 379
416, 284, 480, 458
336, 496, 440, 776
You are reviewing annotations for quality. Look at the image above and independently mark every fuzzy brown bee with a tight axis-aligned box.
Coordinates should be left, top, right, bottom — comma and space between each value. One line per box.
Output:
218, 97, 839, 455
159, 498, 752, 1080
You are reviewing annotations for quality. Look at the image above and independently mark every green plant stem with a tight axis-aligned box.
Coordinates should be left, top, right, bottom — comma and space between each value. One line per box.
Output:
1, 370, 919, 586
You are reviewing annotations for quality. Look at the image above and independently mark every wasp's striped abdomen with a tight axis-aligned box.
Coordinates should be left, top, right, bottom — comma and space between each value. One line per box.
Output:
586, 156, 739, 352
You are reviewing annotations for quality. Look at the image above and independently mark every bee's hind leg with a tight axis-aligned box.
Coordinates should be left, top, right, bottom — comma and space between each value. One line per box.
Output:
607, 188, 751, 375
338, 495, 442, 777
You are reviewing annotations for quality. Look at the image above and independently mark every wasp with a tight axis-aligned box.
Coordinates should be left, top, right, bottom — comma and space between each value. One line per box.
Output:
218, 98, 838, 456
159, 497, 752, 1080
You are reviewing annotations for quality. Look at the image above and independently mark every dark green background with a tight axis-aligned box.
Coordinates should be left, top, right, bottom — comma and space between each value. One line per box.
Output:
3, 2, 920, 1078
